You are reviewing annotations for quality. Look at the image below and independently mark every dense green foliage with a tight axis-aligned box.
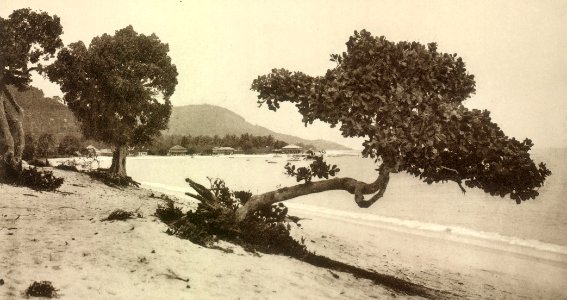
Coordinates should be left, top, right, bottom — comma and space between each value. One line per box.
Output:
48, 26, 178, 147
37, 133, 55, 160
57, 134, 82, 156
252, 30, 551, 203
149, 133, 288, 155
284, 155, 340, 183
47, 25, 178, 176
0, 8, 63, 89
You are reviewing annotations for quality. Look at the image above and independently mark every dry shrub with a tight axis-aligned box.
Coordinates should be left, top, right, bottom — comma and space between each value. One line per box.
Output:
25, 281, 58, 298
18, 167, 64, 191
104, 209, 135, 221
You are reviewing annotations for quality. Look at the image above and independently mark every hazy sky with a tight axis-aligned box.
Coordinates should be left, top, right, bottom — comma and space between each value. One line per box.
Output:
3, 0, 566, 149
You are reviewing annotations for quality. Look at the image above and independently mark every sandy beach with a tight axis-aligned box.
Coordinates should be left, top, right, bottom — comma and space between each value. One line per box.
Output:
1, 167, 565, 299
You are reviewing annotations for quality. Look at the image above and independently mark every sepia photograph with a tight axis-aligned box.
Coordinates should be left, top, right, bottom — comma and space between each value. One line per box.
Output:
1, 1, 566, 299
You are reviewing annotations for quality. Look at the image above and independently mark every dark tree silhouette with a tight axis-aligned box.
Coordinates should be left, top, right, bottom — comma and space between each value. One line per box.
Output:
0, 8, 63, 180
235, 30, 551, 221
47, 26, 178, 176
37, 133, 55, 164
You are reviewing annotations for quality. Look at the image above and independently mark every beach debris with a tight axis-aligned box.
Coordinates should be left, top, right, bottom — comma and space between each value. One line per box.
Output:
158, 269, 189, 283
210, 245, 234, 253
102, 209, 135, 221
0, 278, 4, 285
17, 167, 64, 191
25, 281, 58, 298
329, 270, 340, 279
138, 256, 148, 264
155, 199, 184, 224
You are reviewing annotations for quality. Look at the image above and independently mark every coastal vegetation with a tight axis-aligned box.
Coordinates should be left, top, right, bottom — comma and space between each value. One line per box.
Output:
241, 29, 551, 218
149, 133, 289, 155
47, 25, 178, 177
0, 8, 63, 187
179, 30, 551, 248
0, 6, 558, 299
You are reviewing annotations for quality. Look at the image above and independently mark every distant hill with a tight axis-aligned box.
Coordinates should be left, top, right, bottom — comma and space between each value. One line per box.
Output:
165, 104, 351, 150
6, 87, 350, 150
8, 86, 82, 140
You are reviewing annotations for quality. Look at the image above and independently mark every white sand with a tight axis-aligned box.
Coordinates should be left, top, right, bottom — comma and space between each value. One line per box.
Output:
0, 169, 404, 299
1, 168, 566, 299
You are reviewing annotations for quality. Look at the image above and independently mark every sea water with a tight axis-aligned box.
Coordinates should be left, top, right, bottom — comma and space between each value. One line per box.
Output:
126, 148, 567, 257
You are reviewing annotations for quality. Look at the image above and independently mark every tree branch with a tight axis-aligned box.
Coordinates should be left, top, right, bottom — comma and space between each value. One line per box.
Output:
235, 164, 391, 222
438, 166, 466, 194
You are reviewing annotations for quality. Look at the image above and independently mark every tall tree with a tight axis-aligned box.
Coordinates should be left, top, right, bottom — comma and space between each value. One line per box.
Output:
37, 133, 55, 164
234, 30, 551, 221
0, 8, 63, 179
47, 26, 178, 176
57, 134, 82, 156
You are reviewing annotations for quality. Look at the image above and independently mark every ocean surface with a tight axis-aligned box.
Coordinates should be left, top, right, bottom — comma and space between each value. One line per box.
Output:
125, 148, 567, 256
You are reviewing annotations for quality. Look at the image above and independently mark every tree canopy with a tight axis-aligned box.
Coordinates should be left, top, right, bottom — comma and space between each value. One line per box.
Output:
251, 30, 550, 205
47, 25, 178, 176
1, 8, 63, 89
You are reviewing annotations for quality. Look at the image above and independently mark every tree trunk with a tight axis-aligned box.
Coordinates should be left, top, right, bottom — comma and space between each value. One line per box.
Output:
235, 164, 392, 222
109, 145, 128, 176
0, 86, 24, 181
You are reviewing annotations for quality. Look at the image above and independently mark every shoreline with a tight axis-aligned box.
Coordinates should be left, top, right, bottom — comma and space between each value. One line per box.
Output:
3, 168, 565, 299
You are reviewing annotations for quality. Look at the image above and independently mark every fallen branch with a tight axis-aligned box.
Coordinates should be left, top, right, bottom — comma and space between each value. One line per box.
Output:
158, 269, 189, 282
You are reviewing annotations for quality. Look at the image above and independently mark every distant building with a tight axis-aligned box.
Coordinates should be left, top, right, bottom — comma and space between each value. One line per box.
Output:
281, 144, 303, 154
98, 148, 113, 156
212, 146, 236, 155
168, 145, 188, 156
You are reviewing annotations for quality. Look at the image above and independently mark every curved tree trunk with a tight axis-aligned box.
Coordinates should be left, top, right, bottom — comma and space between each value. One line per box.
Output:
0, 85, 25, 181
235, 164, 392, 222
109, 145, 128, 176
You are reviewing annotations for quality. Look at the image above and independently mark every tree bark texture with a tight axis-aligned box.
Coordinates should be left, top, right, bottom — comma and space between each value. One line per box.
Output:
109, 145, 128, 176
235, 164, 392, 222
0, 85, 25, 181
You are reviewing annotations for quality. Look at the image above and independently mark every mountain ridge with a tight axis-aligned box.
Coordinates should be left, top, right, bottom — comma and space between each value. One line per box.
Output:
166, 104, 351, 150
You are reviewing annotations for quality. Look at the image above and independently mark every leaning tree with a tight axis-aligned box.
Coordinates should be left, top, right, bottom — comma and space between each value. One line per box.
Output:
0, 8, 63, 180
47, 26, 178, 176
232, 30, 551, 221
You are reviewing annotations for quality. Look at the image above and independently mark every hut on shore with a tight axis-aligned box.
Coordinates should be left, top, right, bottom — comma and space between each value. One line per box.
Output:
168, 145, 188, 156
281, 144, 303, 154
212, 147, 236, 155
